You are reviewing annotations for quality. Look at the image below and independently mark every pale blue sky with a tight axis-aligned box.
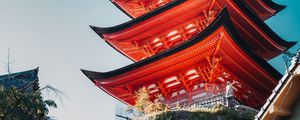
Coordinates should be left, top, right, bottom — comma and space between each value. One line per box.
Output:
0, 0, 299, 120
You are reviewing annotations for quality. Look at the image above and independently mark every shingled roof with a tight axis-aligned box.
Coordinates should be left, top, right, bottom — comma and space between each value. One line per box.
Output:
0, 68, 39, 92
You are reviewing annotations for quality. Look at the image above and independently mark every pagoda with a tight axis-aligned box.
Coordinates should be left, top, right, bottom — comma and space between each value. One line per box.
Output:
82, 0, 296, 109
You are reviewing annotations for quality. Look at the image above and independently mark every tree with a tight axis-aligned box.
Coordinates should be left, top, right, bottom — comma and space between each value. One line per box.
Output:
134, 87, 169, 115
0, 85, 57, 120
134, 87, 153, 113
0, 49, 61, 119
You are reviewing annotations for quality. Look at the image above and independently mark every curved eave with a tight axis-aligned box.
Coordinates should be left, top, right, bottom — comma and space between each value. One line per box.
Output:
109, 0, 134, 19
80, 68, 130, 105
91, 0, 186, 37
82, 8, 282, 83
104, 40, 136, 62
235, 0, 296, 51
109, 0, 286, 19
93, 0, 295, 62
262, 0, 287, 14
89, 27, 142, 62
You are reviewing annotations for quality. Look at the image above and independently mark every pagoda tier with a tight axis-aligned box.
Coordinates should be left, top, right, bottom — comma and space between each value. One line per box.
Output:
110, 0, 285, 19
82, 9, 282, 108
110, 0, 178, 18
244, 0, 286, 20
92, 0, 295, 62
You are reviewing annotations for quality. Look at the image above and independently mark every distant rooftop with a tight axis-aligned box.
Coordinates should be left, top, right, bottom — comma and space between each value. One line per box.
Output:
0, 68, 39, 92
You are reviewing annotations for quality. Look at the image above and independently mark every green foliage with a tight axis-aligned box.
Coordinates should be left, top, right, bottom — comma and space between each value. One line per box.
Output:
220, 107, 256, 120
152, 110, 216, 120
150, 104, 255, 120
0, 85, 56, 120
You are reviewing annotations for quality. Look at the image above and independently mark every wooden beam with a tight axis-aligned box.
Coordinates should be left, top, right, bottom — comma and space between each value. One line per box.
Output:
269, 104, 291, 117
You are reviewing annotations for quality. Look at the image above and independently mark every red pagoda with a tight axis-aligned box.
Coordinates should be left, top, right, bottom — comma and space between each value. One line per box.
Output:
82, 0, 296, 109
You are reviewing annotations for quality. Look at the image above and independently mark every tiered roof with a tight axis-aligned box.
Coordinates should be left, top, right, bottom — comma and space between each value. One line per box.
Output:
83, 0, 294, 108
111, 0, 177, 18
83, 9, 283, 108
111, 0, 285, 19
91, 0, 295, 61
